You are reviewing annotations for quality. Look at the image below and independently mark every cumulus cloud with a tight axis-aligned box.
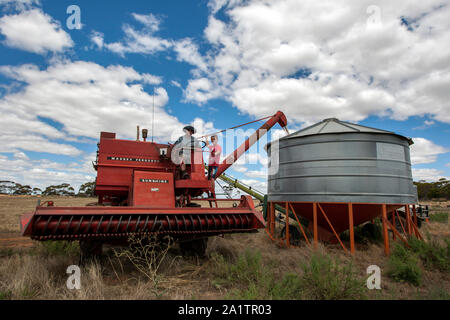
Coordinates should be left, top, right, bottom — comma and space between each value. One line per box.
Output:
0, 9, 73, 54
0, 61, 185, 155
0, 0, 38, 11
412, 168, 449, 182
0, 152, 96, 190
173, 38, 208, 72
92, 13, 171, 56
180, 0, 450, 126
410, 137, 448, 164
241, 178, 267, 192
0, 59, 222, 188
244, 169, 267, 179
91, 13, 210, 77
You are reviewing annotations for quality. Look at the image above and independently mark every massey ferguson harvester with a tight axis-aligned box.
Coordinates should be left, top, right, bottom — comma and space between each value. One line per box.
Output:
20, 111, 287, 257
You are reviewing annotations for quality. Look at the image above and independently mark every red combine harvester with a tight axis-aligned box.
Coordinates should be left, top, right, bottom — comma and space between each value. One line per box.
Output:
20, 111, 287, 257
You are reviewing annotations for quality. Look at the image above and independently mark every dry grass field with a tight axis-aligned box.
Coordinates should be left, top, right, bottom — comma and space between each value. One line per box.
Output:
0, 195, 448, 300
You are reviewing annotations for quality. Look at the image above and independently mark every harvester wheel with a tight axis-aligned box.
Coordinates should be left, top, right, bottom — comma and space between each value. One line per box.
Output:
280, 225, 302, 246
179, 238, 208, 257
79, 240, 103, 265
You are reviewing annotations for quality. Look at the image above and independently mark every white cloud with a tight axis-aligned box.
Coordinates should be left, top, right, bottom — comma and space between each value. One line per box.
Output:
90, 31, 104, 48
0, 9, 73, 54
93, 13, 210, 76
180, 0, 450, 126
230, 165, 246, 173
131, 13, 160, 32
185, 77, 221, 104
95, 13, 171, 56
0, 61, 185, 153
0, 0, 38, 10
0, 58, 224, 188
171, 80, 182, 88
244, 169, 266, 179
0, 135, 81, 156
173, 38, 208, 72
0, 151, 95, 190
412, 168, 449, 182
410, 137, 448, 164
241, 178, 267, 192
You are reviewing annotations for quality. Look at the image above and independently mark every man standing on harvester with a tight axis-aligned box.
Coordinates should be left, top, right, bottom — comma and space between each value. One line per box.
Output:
173, 125, 200, 179
206, 134, 221, 179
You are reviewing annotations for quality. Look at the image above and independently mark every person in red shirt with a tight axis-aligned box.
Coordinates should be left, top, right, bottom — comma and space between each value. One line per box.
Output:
206, 135, 221, 179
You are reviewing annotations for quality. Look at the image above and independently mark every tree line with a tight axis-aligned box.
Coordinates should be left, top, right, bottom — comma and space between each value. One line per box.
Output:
0, 181, 95, 197
413, 178, 449, 200
1, 179, 448, 201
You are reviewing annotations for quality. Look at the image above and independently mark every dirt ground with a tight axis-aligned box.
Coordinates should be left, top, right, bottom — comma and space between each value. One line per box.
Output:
0, 195, 448, 300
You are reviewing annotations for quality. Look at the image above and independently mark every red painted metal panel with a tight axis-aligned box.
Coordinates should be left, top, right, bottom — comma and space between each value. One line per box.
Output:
131, 171, 175, 207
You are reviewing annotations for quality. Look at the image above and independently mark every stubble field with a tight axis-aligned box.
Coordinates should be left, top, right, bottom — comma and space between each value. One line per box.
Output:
0, 195, 448, 300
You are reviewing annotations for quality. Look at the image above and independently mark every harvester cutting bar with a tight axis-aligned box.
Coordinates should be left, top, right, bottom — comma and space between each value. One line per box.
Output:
21, 204, 265, 241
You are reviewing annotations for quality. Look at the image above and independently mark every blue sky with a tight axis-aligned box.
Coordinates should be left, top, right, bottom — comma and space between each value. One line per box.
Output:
0, 0, 449, 192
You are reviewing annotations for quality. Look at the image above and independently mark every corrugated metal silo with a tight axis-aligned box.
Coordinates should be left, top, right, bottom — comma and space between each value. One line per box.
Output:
265, 118, 417, 243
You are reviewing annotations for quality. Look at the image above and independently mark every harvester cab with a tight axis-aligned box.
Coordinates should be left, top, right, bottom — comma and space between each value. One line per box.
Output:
20, 111, 288, 258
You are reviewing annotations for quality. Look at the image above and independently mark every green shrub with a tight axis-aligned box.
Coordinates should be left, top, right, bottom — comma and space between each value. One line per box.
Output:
230, 250, 265, 283
228, 282, 261, 300
33, 240, 80, 257
0, 290, 12, 300
299, 253, 367, 300
429, 212, 448, 223
211, 249, 300, 300
212, 250, 367, 300
0, 248, 14, 258
408, 238, 449, 272
421, 286, 450, 300
387, 243, 422, 286
211, 249, 267, 288
268, 273, 303, 299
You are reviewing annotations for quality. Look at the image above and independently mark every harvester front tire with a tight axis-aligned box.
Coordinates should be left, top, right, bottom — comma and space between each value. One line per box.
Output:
79, 240, 103, 265
179, 238, 208, 257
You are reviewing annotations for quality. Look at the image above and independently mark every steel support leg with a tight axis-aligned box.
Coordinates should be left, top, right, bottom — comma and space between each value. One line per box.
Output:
382, 204, 390, 256
313, 202, 318, 249
348, 203, 355, 254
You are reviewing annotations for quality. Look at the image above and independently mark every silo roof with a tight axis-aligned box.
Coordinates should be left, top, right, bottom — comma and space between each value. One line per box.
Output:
280, 118, 413, 144
286, 118, 392, 137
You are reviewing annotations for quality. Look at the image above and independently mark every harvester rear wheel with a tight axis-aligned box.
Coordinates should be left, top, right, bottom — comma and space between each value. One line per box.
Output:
179, 238, 208, 257
79, 240, 103, 265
